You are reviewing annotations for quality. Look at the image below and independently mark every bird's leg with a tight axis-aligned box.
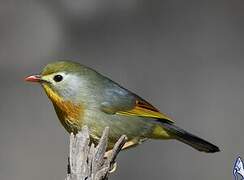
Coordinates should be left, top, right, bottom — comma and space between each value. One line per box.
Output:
122, 140, 138, 150
104, 149, 113, 158
104, 140, 137, 173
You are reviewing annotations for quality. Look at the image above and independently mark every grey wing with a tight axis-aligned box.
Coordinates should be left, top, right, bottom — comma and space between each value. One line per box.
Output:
100, 83, 136, 114
99, 80, 174, 123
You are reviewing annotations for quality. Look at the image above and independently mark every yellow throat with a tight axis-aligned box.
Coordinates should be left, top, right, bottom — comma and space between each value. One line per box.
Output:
42, 84, 83, 133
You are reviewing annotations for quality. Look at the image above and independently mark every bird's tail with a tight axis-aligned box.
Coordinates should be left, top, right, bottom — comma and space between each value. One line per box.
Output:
162, 122, 220, 153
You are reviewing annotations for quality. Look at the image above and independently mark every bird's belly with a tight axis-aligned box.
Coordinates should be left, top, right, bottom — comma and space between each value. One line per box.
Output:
83, 110, 154, 149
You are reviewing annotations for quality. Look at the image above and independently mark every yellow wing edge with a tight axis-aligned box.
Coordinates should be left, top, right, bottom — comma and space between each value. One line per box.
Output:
117, 106, 174, 123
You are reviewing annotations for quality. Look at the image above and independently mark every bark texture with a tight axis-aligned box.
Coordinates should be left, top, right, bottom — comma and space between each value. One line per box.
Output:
66, 126, 127, 180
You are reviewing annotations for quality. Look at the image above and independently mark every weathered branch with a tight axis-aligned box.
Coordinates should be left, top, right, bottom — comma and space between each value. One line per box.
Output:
66, 126, 127, 180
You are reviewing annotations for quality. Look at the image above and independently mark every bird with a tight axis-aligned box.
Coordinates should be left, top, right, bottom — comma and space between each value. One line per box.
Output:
25, 60, 219, 153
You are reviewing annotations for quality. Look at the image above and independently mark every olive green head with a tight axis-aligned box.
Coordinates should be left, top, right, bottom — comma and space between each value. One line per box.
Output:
25, 60, 102, 103
41, 61, 89, 76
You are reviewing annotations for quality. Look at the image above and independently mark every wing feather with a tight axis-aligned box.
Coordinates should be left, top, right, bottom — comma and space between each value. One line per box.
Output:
116, 98, 174, 123
100, 83, 174, 123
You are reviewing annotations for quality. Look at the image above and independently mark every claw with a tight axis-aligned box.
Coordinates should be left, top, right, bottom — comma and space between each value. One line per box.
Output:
109, 162, 117, 173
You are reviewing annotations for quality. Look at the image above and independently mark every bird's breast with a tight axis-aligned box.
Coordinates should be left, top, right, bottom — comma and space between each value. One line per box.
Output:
53, 101, 84, 133
43, 84, 84, 133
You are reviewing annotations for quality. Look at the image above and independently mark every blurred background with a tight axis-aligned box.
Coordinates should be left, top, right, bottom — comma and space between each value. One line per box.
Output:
0, 0, 243, 179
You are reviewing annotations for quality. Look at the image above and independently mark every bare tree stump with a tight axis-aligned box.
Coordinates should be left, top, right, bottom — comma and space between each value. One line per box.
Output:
66, 126, 127, 180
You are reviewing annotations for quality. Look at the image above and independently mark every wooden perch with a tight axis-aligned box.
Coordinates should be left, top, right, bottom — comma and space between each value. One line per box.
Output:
66, 126, 127, 180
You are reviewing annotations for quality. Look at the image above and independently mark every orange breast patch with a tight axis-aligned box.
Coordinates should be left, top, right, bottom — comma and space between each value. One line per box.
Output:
42, 84, 83, 132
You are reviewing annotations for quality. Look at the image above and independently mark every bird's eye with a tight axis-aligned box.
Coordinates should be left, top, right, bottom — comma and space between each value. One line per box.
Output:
53, 75, 63, 82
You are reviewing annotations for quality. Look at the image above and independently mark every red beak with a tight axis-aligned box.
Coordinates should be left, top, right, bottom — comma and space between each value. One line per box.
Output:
25, 75, 42, 83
